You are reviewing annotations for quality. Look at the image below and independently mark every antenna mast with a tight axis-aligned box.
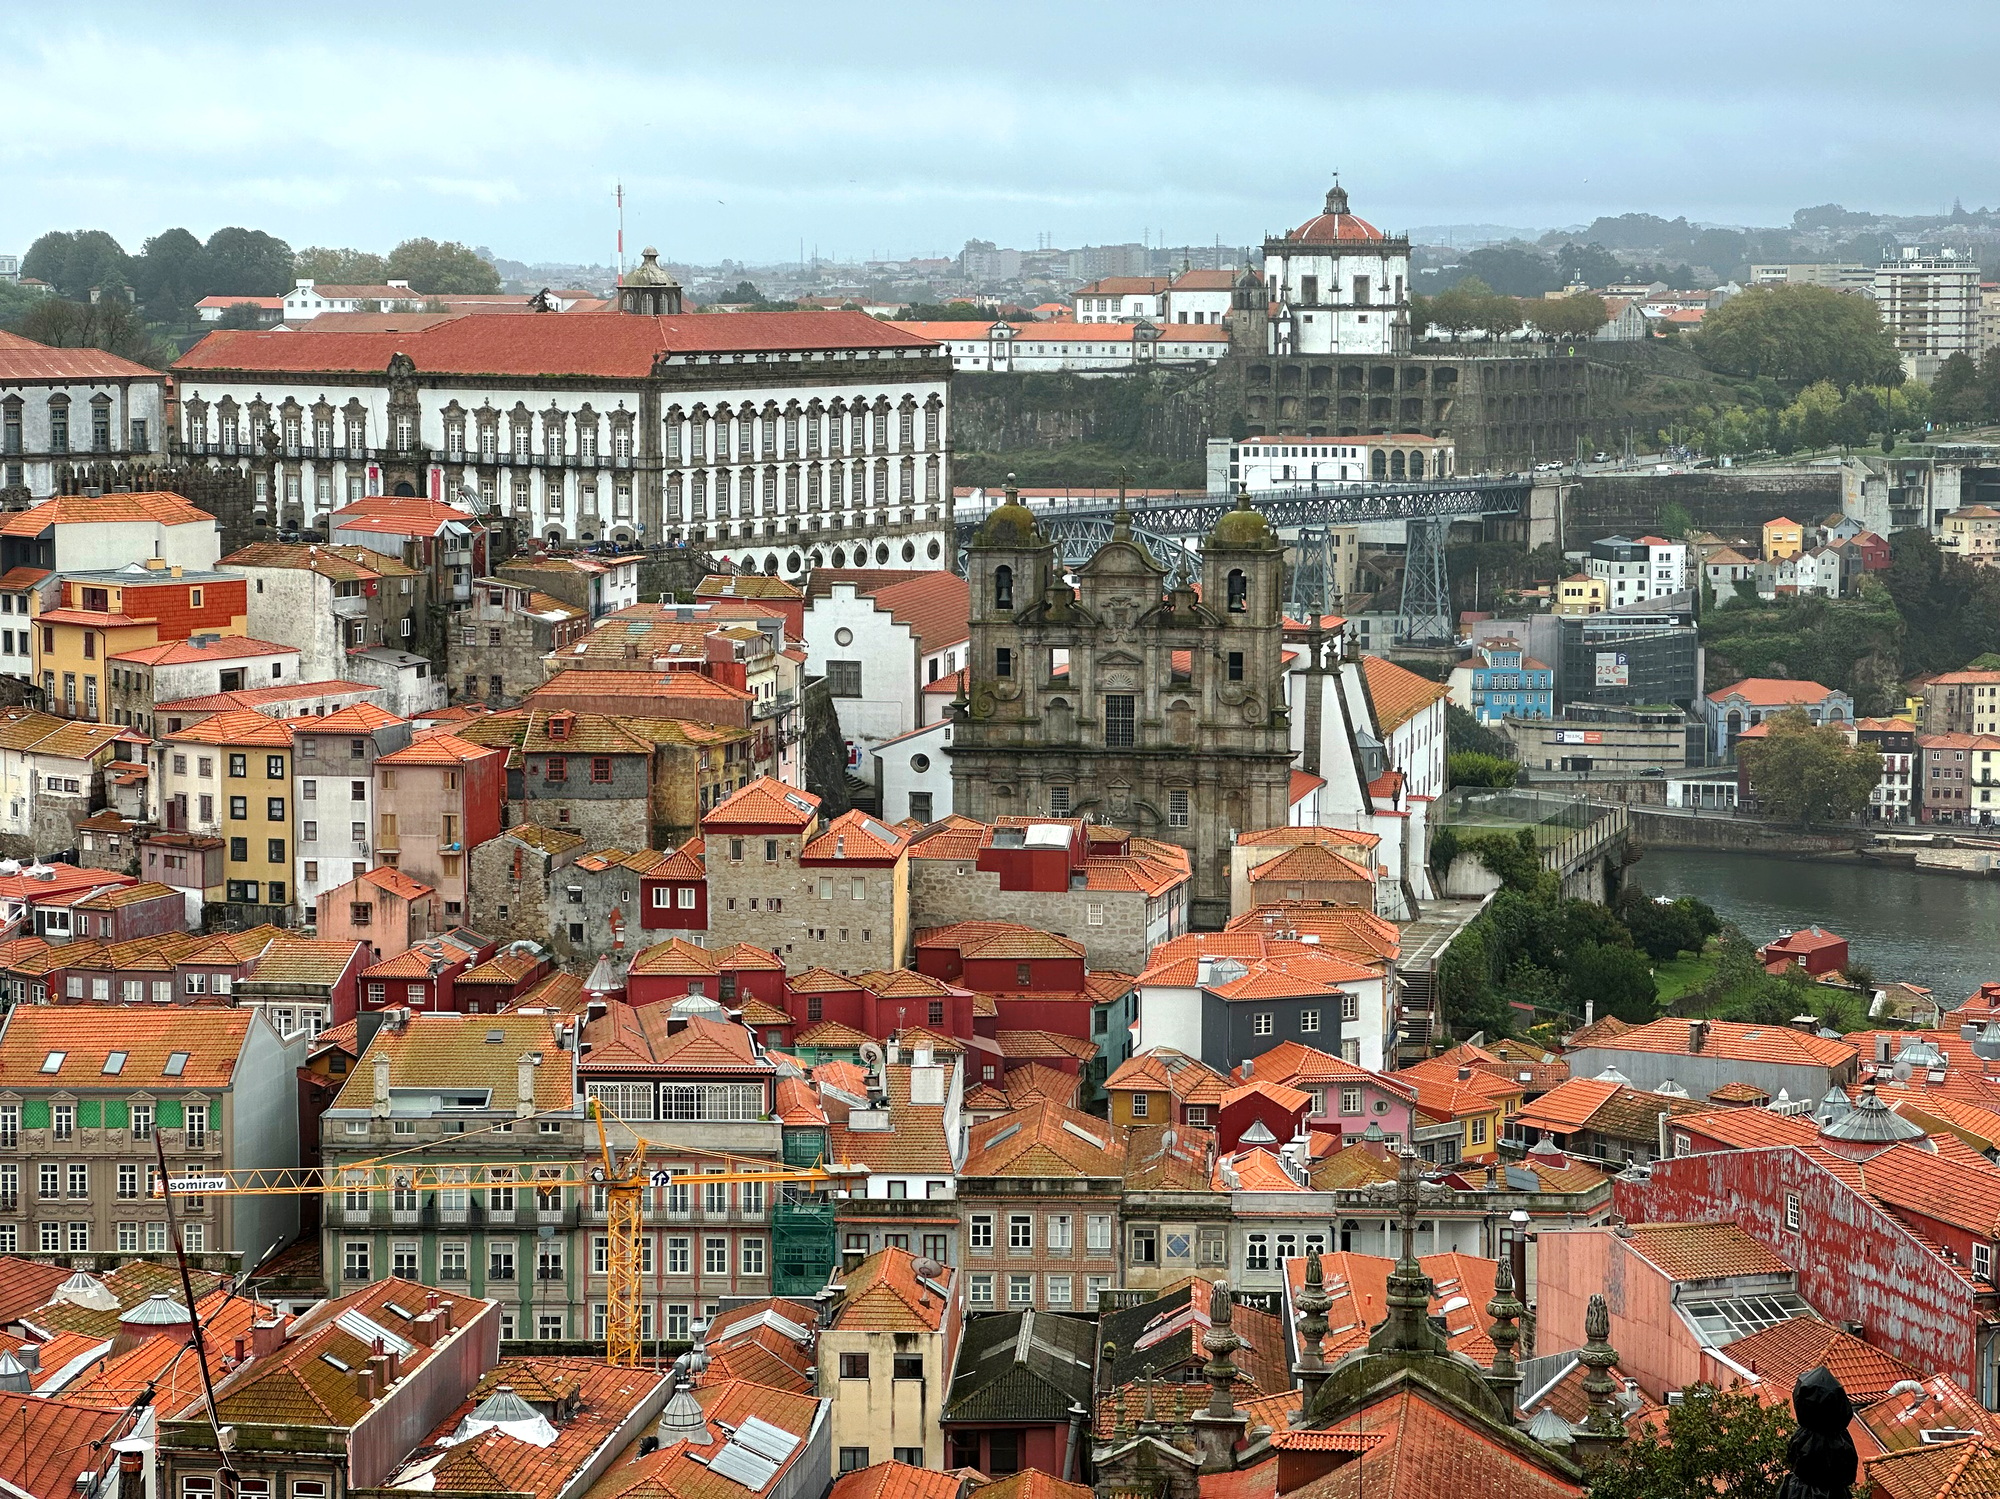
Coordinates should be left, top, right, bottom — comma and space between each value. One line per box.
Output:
616, 182, 626, 279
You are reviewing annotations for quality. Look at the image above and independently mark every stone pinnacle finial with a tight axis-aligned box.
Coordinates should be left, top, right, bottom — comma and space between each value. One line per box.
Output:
1578, 1293, 1623, 1436
1484, 1252, 1526, 1419
1202, 1280, 1242, 1420
1295, 1249, 1334, 1406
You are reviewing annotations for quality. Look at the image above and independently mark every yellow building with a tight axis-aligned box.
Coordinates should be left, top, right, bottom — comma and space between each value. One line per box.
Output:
1554, 573, 1607, 616
1940, 505, 2000, 567
32, 563, 249, 722
1761, 515, 1804, 560
154, 709, 296, 923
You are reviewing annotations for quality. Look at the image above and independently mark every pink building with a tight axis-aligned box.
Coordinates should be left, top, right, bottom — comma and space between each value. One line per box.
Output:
315, 866, 438, 965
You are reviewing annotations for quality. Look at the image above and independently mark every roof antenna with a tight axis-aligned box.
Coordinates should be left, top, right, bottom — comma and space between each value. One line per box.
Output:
153, 1123, 237, 1493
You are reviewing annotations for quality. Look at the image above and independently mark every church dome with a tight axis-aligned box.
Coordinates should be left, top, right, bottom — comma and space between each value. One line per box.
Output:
622, 247, 679, 288
1288, 181, 1386, 245
1206, 492, 1275, 549
974, 478, 1043, 547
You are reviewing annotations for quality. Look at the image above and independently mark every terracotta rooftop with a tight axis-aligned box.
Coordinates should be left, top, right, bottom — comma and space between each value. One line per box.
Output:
0, 489, 208, 533
827, 1246, 956, 1333
1576, 1016, 1856, 1068
1622, 1220, 1793, 1281
330, 1011, 572, 1113
962, 1098, 1126, 1178
703, 776, 822, 830
0, 1007, 251, 1089
1361, 655, 1450, 733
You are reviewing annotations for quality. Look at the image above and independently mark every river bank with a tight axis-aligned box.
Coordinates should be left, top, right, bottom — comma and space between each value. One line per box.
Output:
1631, 846, 2000, 1003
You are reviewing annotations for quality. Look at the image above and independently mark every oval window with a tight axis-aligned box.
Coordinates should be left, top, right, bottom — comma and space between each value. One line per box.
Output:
835, 628, 854, 647
911, 753, 931, 773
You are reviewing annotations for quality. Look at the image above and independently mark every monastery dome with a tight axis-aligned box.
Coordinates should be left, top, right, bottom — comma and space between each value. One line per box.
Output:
1288, 182, 1385, 245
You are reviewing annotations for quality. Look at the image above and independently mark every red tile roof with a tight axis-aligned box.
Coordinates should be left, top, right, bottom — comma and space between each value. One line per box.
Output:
0, 1391, 135, 1499
0, 491, 208, 534
182, 310, 935, 378
1361, 655, 1449, 733
1622, 1221, 1793, 1280
827, 1247, 956, 1333
1707, 677, 1841, 706
0, 1007, 251, 1089
0, 329, 162, 381
826, 1464, 965, 1499
111, 636, 296, 666
862, 570, 970, 654
962, 1098, 1126, 1177
1578, 1016, 1856, 1068
703, 777, 822, 829
1724, 1316, 1922, 1403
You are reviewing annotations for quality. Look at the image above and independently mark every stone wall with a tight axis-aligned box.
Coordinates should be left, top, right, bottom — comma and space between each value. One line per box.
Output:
1561, 469, 1841, 547
908, 861, 1154, 974
1627, 807, 1871, 856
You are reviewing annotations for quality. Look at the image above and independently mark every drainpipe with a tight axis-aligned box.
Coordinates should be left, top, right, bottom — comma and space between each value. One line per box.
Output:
1063, 1400, 1086, 1481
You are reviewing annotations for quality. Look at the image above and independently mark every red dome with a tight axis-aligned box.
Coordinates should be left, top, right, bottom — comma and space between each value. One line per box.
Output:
1288, 182, 1385, 245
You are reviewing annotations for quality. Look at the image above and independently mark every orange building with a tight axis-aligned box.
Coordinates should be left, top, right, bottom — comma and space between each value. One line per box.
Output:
35, 562, 249, 722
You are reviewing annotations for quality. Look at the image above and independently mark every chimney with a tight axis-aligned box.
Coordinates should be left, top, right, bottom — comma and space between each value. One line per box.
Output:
1687, 1019, 1708, 1053
409, 1311, 440, 1346
119, 1454, 143, 1499
1242, 1058, 1255, 1079
250, 1317, 288, 1357
382, 1347, 401, 1384
436, 1299, 455, 1332
367, 1352, 391, 1392
1455, 1065, 1472, 1082
372, 1050, 392, 1117
355, 1364, 379, 1403
234, 1335, 247, 1362
517, 1053, 538, 1117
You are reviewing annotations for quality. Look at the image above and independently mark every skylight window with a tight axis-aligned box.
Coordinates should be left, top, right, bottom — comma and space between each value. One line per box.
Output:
103, 1051, 127, 1075
163, 1052, 190, 1076
40, 1051, 64, 1073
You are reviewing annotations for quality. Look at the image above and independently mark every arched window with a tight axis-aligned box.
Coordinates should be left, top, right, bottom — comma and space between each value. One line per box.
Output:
1371, 449, 1387, 479
1390, 450, 1406, 479
1408, 450, 1425, 478
1226, 569, 1247, 613
994, 565, 1014, 611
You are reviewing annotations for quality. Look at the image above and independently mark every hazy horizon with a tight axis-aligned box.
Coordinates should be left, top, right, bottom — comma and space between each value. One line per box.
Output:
8, 0, 1997, 267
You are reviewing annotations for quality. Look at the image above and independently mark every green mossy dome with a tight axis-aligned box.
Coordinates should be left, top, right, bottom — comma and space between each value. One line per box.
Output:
1207, 492, 1274, 548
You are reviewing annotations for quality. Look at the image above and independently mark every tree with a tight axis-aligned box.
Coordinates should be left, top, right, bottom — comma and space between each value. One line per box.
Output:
1695, 284, 1901, 388
1563, 942, 1657, 1022
1456, 243, 1562, 298
214, 302, 269, 330
9, 298, 168, 367
1429, 278, 1491, 340
1738, 708, 1882, 826
1931, 351, 1985, 425
1446, 702, 1514, 758
294, 246, 390, 285
1588, 1384, 1794, 1499
1553, 241, 1626, 288
384, 238, 500, 295
1408, 293, 1434, 339
1476, 290, 1523, 342
204, 227, 295, 296
1448, 751, 1519, 788
728, 279, 765, 304
1534, 293, 1610, 341
21, 230, 133, 302
132, 228, 209, 323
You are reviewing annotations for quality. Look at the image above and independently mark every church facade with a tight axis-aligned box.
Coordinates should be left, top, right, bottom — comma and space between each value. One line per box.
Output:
947, 487, 1296, 928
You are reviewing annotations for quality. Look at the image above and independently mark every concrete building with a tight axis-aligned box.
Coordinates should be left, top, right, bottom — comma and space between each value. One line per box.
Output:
452, 576, 587, 706
314, 865, 438, 965
1875, 248, 1981, 381
1705, 678, 1852, 759
1554, 573, 1606, 615
802, 570, 968, 771
373, 730, 507, 924
1565, 1016, 1858, 1107
173, 289, 954, 579
293, 703, 411, 926
818, 1247, 964, 1473
0, 1005, 303, 1262
217, 541, 429, 685
1923, 669, 2000, 736
1749, 263, 1875, 293
905, 816, 1190, 976
1215, 433, 1455, 490
1585, 535, 1687, 609
0, 333, 170, 499
1508, 703, 1699, 775
959, 1098, 1125, 1317
1557, 609, 1702, 713
153, 708, 297, 926
467, 822, 586, 949
1450, 637, 1553, 726
321, 1009, 582, 1336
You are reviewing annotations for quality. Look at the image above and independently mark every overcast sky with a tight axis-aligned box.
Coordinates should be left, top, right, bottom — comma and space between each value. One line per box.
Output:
7, 0, 1996, 269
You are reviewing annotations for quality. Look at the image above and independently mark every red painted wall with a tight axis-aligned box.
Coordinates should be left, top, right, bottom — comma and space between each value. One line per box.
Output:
460, 748, 507, 851
640, 876, 707, 931
959, 953, 1088, 992
1218, 1093, 1309, 1153
1613, 1147, 1985, 1393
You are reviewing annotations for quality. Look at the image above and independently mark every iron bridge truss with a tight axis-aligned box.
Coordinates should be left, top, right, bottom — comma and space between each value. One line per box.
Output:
955, 478, 1532, 644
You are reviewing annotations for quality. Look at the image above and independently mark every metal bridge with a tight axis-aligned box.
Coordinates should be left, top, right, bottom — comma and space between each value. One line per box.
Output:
955, 476, 1533, 646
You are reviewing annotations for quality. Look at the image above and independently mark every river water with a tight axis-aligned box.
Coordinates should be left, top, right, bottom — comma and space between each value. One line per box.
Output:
1632, 847, 2000, 1005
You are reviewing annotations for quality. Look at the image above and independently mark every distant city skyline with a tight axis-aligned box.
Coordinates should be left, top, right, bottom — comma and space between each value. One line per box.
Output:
7, 0, 1998, 268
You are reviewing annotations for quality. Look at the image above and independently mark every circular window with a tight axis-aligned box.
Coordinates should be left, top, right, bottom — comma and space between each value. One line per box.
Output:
927, 539, 942, 559
901, 541, 915, 562
911, 753, 931, 773
835, 628, 854, 647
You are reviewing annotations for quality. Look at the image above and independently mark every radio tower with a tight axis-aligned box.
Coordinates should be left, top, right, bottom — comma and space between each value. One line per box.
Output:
616, 182, 625, 279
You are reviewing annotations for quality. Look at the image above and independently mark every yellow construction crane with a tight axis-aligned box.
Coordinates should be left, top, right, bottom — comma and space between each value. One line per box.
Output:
156, 1109, 861, 1369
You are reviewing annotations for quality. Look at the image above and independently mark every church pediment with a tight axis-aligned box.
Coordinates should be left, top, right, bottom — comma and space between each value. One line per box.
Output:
1076, 538, 1167, 582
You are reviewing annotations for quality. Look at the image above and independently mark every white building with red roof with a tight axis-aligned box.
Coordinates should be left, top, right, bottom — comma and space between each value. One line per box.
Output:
802, 570, 968, 769
173, 300, 952, 579
1261, 179, 1411, 358
0, 332, 170, 500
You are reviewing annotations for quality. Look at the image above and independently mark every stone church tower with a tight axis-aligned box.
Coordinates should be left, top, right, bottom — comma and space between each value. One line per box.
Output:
947, 483, 1295, 927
